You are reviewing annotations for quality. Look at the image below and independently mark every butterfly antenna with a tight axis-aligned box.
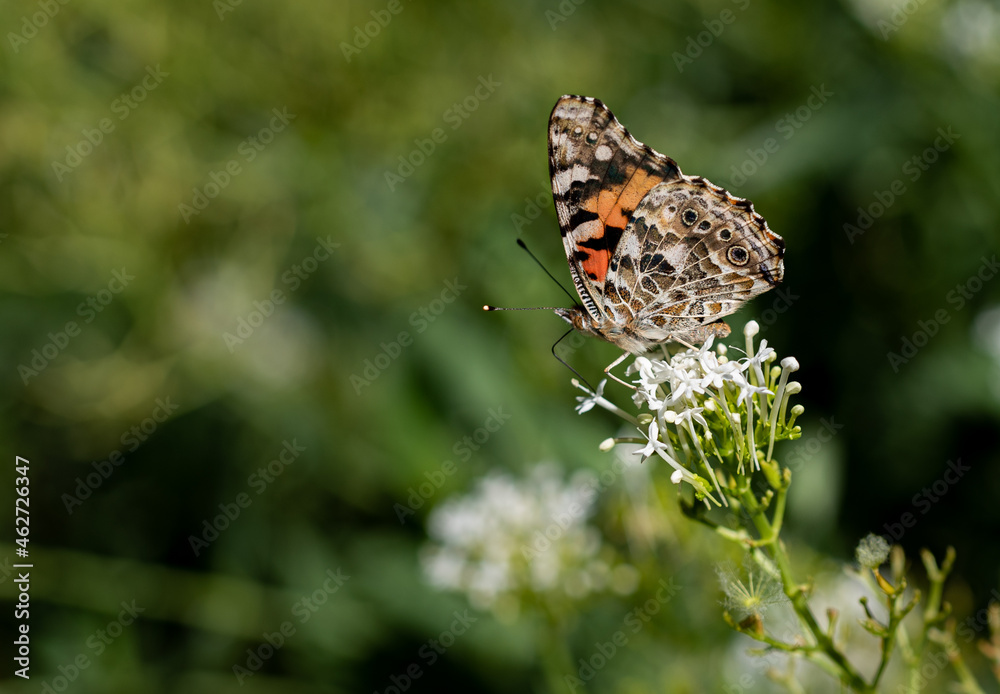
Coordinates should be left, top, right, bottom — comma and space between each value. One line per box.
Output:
551, 328, 595, 392
516, 238, 577, 304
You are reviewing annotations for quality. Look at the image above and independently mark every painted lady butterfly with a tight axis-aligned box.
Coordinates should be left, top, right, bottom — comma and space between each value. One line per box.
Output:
546, 95, 785, 384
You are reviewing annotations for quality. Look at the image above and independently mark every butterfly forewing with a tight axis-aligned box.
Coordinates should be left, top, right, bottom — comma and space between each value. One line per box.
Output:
548, 95, 682, 323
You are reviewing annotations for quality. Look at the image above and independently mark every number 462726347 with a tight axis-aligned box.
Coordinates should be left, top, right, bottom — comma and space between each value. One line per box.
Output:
15, 456, 29, 555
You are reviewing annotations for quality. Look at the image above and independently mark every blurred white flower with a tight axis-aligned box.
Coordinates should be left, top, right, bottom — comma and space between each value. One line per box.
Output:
421, 463, 636, 614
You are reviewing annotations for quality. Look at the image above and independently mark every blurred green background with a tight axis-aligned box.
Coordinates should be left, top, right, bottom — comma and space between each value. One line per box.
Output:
2, 0, 1000, 691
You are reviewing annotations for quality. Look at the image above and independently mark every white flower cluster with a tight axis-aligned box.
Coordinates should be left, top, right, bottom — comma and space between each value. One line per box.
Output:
575, 322, 803, 505
421, 463, 638, 615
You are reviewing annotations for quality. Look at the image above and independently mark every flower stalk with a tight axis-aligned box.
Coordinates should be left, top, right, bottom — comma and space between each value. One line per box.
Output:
575, 321, 984, 693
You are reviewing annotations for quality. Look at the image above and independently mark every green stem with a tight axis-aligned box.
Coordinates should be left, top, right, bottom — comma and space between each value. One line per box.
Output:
735, 488, 872, 692
870, 589, 918, 688
951, 651, 987, 694
539, 611, 575, 693
769, 484, 788, 539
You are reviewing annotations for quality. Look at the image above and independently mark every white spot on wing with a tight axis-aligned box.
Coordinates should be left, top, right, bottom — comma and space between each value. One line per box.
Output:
554, 164, 595, 193
595, 144, 613, 161
554, 167, 574, 192
573, 219, 603, 240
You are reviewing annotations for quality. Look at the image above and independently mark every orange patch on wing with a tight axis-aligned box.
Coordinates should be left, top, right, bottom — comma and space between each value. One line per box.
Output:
598, 168, 663, 230
574, 163, 669, 286
580, 248, 610, 283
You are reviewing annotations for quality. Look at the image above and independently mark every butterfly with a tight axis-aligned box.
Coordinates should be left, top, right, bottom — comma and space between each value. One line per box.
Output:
545, 95, 785, 386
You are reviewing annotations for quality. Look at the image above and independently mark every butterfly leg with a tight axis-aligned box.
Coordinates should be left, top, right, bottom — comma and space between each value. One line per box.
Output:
604, 351, 637, 390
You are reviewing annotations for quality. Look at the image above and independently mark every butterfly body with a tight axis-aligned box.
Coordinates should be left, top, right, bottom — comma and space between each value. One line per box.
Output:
548, 95, 785, 357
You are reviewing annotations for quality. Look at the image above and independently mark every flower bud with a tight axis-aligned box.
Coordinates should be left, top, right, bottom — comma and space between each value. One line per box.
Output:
743, 320, 760, 337
856, 533, 890, 569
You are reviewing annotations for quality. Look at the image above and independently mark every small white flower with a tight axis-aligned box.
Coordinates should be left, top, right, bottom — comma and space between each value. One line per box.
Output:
733, 380, 772, 410
629, 355, 657, 382
743, 338, 776, 380
574, 379, 607, 414
700, 349, 743, 389
637, 419, 667, 459
674, 406, 708, 430
690, 334, 716, 362
636, 418, 702, 490
569, 333, 803, 498
666, 365, 706, 405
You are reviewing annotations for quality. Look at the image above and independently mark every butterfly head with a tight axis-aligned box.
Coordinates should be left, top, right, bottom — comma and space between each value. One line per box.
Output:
554, 305, 593, 333
554, 305, 653, 354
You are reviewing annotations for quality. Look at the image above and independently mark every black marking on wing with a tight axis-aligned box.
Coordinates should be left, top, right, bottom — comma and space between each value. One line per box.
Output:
568, 209, 600, 229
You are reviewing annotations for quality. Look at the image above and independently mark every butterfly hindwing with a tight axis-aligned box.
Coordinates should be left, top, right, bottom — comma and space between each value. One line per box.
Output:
604, 176, 784, 341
